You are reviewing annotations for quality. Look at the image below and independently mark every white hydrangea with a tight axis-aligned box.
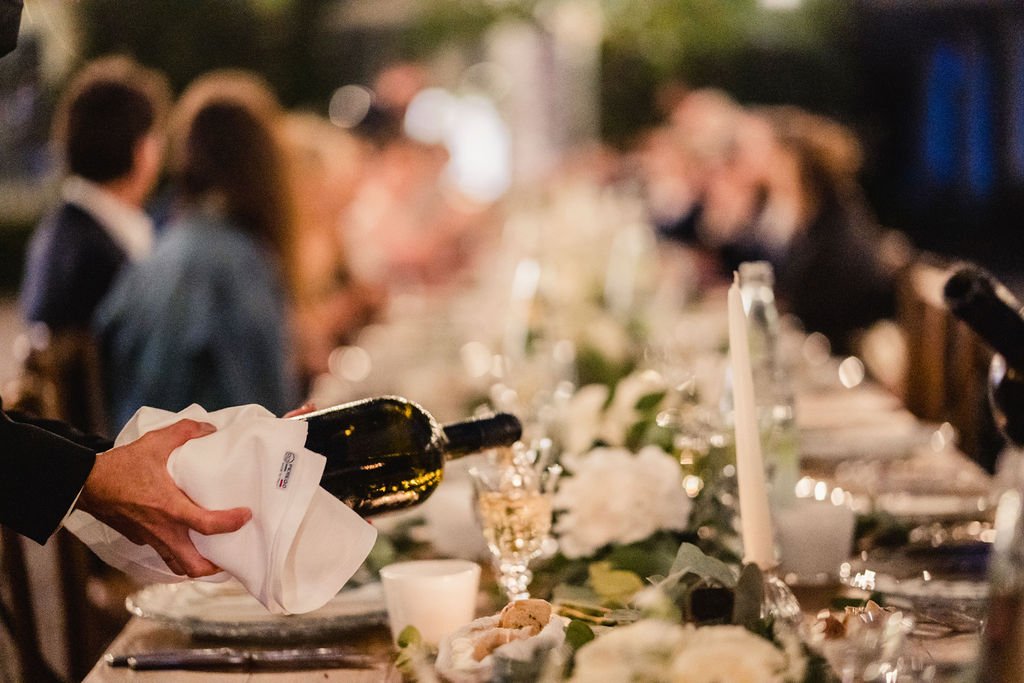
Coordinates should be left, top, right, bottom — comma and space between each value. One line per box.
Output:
667, 625, 791, 683
571, 621, 802, 683
553, 445, 691, 558
580, 310, 634, 365
570, 619, 689, 683
562, 383, 610, 456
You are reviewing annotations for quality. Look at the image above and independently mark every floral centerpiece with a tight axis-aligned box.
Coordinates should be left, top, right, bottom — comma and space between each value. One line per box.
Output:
396, 542, 836, 682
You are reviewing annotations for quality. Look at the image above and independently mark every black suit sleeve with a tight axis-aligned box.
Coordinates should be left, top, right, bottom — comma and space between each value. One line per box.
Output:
0, 397, 105, 544
0, 0, 23, 59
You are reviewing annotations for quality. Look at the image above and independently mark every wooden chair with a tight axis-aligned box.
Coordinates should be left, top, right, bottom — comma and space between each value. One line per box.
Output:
3, 327, 131, 681
896, 257, 1003, 471
8, 325, 109, 436
0, 527, 64, 683
897, 259, 952, 422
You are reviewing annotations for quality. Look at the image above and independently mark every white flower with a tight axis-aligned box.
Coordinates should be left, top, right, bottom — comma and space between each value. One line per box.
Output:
570, 620, 689, 683
562, 383, 610, 455
571, 621, 804, 683
580, 310, 634, 364
668, 625, 792, 683
599, 369, 667, 446
553, 445, 691, 558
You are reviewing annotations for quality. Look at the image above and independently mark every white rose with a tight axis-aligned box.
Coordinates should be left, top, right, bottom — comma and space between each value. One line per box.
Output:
553, 446, 691, 558
582, 311, 633, 365
562, 383, 610, 455
668, 625, 791, 683
570, 620, 689, 683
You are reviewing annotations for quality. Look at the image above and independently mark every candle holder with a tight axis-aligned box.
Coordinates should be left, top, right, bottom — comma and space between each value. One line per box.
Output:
762, 569, 803, 629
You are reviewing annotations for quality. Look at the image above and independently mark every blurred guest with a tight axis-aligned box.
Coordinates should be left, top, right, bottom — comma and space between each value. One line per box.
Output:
345, 134, 492, 291
20, 56, 170, 332
752, 107, 911, 353
701, 109, 778, 272
634, 88, 744, 286
280, 113, 385, 382
95, 71, 300, 431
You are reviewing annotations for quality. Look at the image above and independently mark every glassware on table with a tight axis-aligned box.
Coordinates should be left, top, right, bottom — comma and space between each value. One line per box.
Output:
470, 447, 558, 602
808, 605, 926, 682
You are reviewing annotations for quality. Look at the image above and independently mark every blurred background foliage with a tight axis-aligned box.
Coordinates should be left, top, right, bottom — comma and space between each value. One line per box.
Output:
1, 0, 1020, 292
72, 0, 856, 143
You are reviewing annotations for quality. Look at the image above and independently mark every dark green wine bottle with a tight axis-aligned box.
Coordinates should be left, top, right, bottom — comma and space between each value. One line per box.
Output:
295, 396, 521, 517
944, 266, 1024, 446
945, 267, 1024, 682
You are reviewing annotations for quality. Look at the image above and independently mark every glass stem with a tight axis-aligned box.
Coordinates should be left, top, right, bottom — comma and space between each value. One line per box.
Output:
496, 557, 533, 602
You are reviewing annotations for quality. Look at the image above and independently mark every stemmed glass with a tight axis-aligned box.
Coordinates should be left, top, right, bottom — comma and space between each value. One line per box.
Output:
470, 446, 560, 602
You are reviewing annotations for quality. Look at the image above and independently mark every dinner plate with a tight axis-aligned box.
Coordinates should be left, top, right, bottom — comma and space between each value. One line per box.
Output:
873, 493, 992, 522
798, 421, 935, 462
126, 580, 387, 641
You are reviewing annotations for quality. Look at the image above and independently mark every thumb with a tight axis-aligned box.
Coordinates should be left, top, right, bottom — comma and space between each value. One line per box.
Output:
183, 505, 252, 536
148, 419, 218, 453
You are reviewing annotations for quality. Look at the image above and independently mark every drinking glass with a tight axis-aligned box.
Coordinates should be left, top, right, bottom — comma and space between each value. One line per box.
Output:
469, 449, 556, 602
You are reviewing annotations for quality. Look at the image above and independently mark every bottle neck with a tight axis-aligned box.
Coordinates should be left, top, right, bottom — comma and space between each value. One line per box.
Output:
945, 267, 1024, 373
441, 413, 522, 458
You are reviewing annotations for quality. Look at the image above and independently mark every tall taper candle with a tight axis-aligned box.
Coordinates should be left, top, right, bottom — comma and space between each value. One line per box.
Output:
728, 274, 776, 569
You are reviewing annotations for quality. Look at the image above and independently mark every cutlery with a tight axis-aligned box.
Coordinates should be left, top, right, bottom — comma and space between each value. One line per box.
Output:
104, 646, 381, 670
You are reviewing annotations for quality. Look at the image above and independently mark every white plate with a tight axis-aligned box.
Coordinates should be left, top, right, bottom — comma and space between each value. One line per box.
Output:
799, 421, 935, 461
873, 493, 992, 521
127, 580, 387, 641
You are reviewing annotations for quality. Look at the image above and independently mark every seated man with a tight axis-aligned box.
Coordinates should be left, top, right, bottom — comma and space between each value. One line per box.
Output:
20, 56, 170, 331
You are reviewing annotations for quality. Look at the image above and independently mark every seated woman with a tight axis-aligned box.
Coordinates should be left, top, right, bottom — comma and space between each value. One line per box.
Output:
761, 107, 912, 354
95, 71, 300, 431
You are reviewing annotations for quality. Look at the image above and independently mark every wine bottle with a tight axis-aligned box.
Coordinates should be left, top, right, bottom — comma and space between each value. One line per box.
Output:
944, 266, 1024, 682
943, 265, 1024, 445
294, 396, 522, 517
737, 261, 799, 506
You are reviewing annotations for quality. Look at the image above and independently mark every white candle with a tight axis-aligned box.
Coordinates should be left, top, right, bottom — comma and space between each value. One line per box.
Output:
728, 275, 776, 569
776, 497, 856, 580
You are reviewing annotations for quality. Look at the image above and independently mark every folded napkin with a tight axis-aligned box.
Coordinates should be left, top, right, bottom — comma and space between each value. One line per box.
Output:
65, 404, 377, 615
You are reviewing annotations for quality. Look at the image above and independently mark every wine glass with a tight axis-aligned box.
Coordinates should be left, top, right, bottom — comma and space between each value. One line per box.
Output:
469, 449, 556, 602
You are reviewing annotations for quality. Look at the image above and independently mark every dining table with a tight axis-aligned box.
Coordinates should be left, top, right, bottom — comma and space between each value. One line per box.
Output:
80, 279, 998, 682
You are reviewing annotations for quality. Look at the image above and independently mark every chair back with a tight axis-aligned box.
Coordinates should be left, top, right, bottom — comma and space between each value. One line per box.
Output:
2, 326, 121, 681
7, 326, 108, 436
896, 256, 1002, 470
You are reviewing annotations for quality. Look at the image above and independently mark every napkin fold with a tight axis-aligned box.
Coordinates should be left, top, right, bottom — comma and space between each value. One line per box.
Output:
65, 404, 377, 615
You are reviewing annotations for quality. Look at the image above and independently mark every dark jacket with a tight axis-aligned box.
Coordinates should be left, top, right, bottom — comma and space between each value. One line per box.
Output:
21, 203, 128, 331
0, 398, 111, 544
775, 200, 898, 354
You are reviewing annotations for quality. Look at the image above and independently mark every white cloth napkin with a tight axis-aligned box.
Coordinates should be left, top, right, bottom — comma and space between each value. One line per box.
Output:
65, 404, 377, 615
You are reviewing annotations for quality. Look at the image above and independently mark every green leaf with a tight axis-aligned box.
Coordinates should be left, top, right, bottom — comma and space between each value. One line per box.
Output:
396, 625, 422, 649
624, 420, 651, 452
732, 563, 765, 632
565, 620, 596, 651
552, 583, 602, 605
667, 543, 738, 588
604, 533, 680, 579
589, 561, 645, 606
634, 390, 666, 413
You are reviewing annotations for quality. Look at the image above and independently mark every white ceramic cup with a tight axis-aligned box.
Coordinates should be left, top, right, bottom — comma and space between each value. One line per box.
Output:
776, 496, 857, 583
379, 559, 481, 646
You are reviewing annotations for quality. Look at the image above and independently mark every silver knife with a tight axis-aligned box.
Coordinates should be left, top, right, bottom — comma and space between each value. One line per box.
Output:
104, 646, 382, 670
